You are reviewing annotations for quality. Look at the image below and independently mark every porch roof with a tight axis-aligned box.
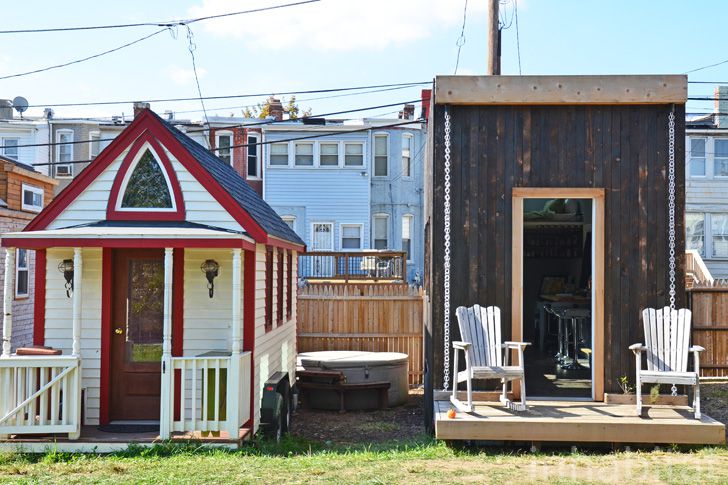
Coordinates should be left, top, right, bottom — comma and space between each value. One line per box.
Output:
1, 221, 256, 249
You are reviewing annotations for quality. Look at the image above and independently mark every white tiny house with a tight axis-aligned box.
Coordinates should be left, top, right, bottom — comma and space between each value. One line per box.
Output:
0, 109, 304, 448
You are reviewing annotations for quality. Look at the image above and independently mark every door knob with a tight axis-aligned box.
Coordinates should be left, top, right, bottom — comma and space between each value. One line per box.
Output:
114, 327, 124, 335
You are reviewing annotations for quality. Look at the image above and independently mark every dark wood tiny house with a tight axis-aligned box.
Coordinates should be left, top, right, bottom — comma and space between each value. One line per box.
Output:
424, 75, 688, 426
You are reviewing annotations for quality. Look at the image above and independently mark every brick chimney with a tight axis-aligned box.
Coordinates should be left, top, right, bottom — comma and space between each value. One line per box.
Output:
268, 97, 284, 121
716, 86, 728, 128
0, 100, 13, 119
133, 101, 150, 118
420, 89, 432, 121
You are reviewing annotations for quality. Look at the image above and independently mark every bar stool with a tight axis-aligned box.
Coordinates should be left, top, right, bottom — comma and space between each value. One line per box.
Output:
561, 308, 591, 370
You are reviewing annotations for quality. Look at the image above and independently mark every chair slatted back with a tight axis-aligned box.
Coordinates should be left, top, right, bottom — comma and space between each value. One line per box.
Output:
456, 305, 502, 367
641, 307, 692, 373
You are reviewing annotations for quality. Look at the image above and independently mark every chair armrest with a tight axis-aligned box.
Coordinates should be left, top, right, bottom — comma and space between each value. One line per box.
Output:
452, 341, 471, 350
503, 341, 531, 349
690, 345, 705, 353
629, 343, 646, 352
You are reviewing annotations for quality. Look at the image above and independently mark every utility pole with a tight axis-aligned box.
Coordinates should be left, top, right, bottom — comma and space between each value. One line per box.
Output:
487, 0, 500, 75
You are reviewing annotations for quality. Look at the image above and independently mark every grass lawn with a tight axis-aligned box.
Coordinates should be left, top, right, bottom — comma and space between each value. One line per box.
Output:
1, 438, 728, 484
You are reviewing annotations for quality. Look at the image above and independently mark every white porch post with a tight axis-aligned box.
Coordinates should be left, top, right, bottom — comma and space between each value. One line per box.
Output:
160, 248, 173, 440
226, 248, 242, 438
69, 248, 83, 439
2, 247, 15, 357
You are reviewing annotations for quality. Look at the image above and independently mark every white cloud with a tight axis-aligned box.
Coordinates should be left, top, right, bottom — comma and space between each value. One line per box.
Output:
167, 66, 207, 85
187, 0, 485, 51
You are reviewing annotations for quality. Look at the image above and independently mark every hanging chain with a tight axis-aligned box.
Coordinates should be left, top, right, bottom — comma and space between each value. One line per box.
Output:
442, 107, 453, 391
668, 109, 677, 310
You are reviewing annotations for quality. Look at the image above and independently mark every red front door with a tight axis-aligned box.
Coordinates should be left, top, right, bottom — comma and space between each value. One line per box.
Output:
109, 249, 165, 421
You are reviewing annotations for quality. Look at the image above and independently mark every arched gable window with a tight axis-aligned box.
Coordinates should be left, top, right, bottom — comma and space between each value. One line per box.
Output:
120, 149, 173, 208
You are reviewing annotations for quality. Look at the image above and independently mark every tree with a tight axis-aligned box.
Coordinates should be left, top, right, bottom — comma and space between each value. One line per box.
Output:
242, 96, 311, 119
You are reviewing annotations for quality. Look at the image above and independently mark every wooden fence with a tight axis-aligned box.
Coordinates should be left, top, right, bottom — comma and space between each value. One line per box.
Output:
297, 283, 424, 386
689, 281, 728, 378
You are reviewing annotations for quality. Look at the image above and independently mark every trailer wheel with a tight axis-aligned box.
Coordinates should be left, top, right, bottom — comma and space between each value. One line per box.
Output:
263, 398, 284, 442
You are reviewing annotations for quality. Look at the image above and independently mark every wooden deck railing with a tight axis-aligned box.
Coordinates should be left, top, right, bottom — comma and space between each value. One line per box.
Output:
0, 356, 81, 439
685, 249, 714, 288
169, 352, 251, 437
298, 251, 407, 282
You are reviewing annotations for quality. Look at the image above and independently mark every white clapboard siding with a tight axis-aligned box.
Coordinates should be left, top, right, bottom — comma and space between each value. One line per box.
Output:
44, 248, 103, 424
252, 244, 297, 430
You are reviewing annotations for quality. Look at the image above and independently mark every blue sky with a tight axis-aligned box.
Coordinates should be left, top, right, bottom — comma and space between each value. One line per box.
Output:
1, 0, 725, 120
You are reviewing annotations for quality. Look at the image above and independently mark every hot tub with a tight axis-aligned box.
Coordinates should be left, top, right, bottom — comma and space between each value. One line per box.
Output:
297, 351, 409, 410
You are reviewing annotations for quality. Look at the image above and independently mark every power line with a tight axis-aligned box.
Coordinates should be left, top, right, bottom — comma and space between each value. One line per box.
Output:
22, 81, 431, 108
685, 57, 728, 74
514, 0, 522, 75
0, 1, 320, 34
453, 0, 468, 75
184, 25, 209, 127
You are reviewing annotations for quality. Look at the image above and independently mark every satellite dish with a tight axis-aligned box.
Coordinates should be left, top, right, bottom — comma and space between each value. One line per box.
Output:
12, 96, 28, 117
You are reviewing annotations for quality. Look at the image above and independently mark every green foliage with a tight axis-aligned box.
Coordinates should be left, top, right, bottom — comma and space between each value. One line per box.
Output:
618, 375, 634, 394
649, 384, 661, 404
242, 96, 312, 120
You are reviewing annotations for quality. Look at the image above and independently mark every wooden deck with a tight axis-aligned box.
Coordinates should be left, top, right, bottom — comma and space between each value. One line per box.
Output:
435, 398, 725, 445
0, 425, 253, 453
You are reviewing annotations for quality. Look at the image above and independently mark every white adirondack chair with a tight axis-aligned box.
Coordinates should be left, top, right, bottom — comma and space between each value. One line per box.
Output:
629, 307, 704, 419
451, 304, 530, 413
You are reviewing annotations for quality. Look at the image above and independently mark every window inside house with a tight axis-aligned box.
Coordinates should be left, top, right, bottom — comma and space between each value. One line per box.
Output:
270, 143, 289, 166
344, 143, 364, 166
715, 139, 728, 177
90, 132, 101, 158
402, 215, 413, 261
282, 215, 296, 231
277, 249, 284, 325
247, 133, 260, 177
374, 135, 388, 176
2, 138, 19, 160
689, 138, 706, 177
295, 143, 314, 166
713, 214, 728, 257
686, 213, 705, 256
56, 130, 74, 177
21, 184, 44, 212
216, 133, 233, 165
15, 248, 28, 298
121, 150, 173, 208
265, 247, 273, 332
341, 224, 362, 249
373, 214, 388, 249
402, 135, 412, 177
320, 143, 339, 166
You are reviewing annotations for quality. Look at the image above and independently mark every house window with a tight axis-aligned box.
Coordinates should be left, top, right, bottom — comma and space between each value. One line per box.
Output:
320, 143, 339, 166
21, 184, 44, 212
373, 214, 389, 249
402, 215, 413, 261
341, 224, 362, 249
689, 138, 706, 177
344, 143, 364, 166
2, 138, 19, 160
294, 143, 314, 166
402, 134, 413, 178
56, 130, 74, 177
286, 250, 293, 319
247, 133, 260, 177
715, 139, 728, 177
282, 215, 296, 231
713, 214, 728, 258
270, 142, 289, 166
374, 134, 388, 176
277, 249, 284, 325
89, 131, 101, 158
15, 248, 28, 298
686, 213, 705, 256
216, 132, 233, 165
120, 149, 173, 209
265, 247, 273, 332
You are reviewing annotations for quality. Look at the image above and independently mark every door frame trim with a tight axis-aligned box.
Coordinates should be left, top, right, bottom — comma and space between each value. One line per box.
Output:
511, 187, 605, 401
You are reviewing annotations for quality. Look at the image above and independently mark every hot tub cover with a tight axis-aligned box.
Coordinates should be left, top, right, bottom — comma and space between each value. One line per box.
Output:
297, 351, 408, 369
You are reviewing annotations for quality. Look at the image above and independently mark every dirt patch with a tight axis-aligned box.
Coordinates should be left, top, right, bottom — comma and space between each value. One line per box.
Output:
702, 381, 728, 440
290, 389, 425, 445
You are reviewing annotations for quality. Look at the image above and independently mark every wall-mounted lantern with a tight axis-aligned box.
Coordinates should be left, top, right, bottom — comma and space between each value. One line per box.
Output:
200, 259, 220, 298
58, 259, 74, 298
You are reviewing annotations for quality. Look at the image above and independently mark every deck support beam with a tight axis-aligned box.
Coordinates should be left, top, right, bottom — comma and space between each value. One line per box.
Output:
2, 248, 15, 358
159, 248, 174, 440
226, 248, 243, 438
69, 248, 83, 439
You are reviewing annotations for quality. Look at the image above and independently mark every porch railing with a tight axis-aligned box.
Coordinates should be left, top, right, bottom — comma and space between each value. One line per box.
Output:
0, 356, 81, 439
299, 251, 407, 282
685, 249, 714, 288
168, 352, 251, 438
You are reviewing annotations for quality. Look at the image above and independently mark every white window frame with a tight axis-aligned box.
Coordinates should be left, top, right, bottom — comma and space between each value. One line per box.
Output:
686, 212, 705, 257
714, 138, 728, 178
1, 137, 19, 160
21, 183, 44, 213
55, 129, 74, 178
711, 213, 728, 259
311, 222, 334, 251
269, 142, 290, 167
373, 133, 389, 177
215, 131, 234, 166
319, 141, 341, 168
15, 248, 28, 298
281, 215, 296, 231
343, 142, 365, 168
294, 142, 315, 167
401, 134, 413, 179
246, 133, 261, 179
402, 214, 414, 262
340, 223, 363, 250
89, 130, 101, 158
115, 142, 177, 213
372, 213, 389, 250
